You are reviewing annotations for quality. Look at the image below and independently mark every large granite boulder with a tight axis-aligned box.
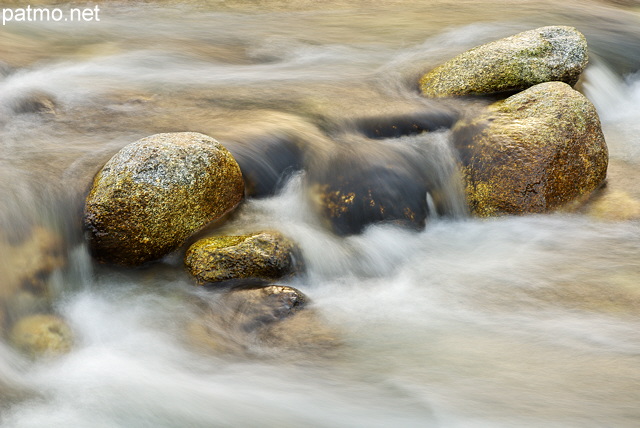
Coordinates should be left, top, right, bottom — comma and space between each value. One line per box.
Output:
452, 81, 608, 216
9, 314, 73, 358
84, 132, 244, 266
420, 26, 588, 97
185, 231, 302, 284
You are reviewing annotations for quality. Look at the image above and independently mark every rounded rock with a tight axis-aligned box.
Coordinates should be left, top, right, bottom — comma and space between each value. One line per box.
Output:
84, 132, 244, 266
420, 26, 588, 98
185, 231, 301, 284
9, 314, 73, 357
188, 284, 340, 356
452, 81, 608, 216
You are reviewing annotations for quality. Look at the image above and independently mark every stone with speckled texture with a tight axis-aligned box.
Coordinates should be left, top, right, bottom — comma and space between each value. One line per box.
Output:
452, 81, 608, 216
84, 132, 244, 266
420, 26, 588, 97
185, 231, 301, 284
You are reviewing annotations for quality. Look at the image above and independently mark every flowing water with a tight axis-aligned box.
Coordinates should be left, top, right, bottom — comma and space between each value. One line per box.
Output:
1, 1, 640, 426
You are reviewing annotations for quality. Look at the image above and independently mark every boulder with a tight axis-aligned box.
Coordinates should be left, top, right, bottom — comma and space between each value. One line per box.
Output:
420, 26, 588, 97
185, 231, 302, 284
9, 314, 73, 358
84, 132, 244, 266
452, 82, 608, 216
187, 285, 340, 356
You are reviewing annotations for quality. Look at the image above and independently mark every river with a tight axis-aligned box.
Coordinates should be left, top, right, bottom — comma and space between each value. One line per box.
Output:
1, 1, 640, 427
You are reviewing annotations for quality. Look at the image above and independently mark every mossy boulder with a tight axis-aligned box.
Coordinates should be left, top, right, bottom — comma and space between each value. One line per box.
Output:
187, 285, 340, 356
420, 26, 588, 97
84, 132, 244, 266
9, 314, 73, 358
452, 81, 608, 216
185, 231, 302, 284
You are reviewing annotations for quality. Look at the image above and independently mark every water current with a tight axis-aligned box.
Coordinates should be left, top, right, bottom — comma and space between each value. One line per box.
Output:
1, 1, 640, 426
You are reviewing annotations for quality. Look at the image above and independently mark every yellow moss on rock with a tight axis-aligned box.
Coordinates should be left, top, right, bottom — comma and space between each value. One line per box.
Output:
184, 231, 301, 284
84, 132, 244, 266
453, 82, 608, 216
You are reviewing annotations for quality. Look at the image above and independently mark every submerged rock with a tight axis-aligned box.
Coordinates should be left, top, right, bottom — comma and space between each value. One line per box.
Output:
185, 231, 302, 284
587, 190, 640, 221
452, 82, 608, 216
10, 91, 57, 115
0, 225, 66, 301
9, 314, 73, 358
188, 285, 340, 356
225, 132, 304, 198
420, 26, 588, 97
84, 132, 244, 266
307, 147, 430, 235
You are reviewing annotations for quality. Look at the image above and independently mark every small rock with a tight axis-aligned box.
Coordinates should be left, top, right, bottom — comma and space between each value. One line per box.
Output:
420, 26, 588, 97
84, 132, 244, 266
187, 285, 340, 356
0, 225, 66, 301
452, 81, 608, 216
10, 91, 57, 115
225, 133, 304, 198
185, 231, 302, 284
9, 314, 73, 358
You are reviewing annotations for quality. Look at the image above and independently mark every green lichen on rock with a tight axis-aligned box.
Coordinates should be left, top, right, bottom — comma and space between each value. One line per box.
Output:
84, 132, 244, 266
184, 231, 301, 284
9, 314, 73, 358
420, 26, 588, 97
452, 81, 608, 216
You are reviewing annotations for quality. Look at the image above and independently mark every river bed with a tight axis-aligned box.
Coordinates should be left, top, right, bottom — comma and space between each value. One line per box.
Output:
1, 1, 640, 427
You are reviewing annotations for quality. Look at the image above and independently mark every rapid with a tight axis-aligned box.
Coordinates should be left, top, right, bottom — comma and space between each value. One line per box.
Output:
1, 1, 640, 427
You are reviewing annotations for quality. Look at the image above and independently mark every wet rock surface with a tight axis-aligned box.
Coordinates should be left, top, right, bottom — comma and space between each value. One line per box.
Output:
84, 132, 244, 266
452, 81, 608, 216
420, 26, 588, 97
185, 231, 302, 284
307, 146, 430, 235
